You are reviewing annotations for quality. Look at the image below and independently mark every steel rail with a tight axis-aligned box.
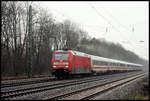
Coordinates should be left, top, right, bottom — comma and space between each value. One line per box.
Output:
1, 71, 143, 100
43, 72, 146, 100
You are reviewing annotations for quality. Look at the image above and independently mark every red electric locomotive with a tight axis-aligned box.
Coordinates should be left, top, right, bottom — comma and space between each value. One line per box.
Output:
51, 50, 142, 79
51, 50, 91, 78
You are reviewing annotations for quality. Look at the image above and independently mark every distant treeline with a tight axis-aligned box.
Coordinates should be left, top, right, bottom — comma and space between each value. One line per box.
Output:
1, 1, 148, 77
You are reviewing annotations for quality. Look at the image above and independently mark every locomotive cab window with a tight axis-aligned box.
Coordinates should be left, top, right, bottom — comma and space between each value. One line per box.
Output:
55, 54, 69, 60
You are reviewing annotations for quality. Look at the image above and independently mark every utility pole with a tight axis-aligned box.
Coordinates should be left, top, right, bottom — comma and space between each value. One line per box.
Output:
106, 27, 108, 33
132, 24, 134, 32
27, 5, 33, 78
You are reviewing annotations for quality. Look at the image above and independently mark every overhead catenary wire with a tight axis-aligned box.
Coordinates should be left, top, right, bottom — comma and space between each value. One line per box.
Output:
98, 3, 133, 33
89, 3, 136, 35
52, 3, 137, 53
35, 2, 139, 53
88, 3, 137, 52
97, 4, 137, 46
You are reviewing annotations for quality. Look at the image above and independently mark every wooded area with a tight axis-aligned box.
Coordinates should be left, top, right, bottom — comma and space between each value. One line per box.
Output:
1, 1, 148, 77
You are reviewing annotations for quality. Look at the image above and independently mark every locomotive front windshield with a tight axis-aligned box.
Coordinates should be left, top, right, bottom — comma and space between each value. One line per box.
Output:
55, 54, 69, 60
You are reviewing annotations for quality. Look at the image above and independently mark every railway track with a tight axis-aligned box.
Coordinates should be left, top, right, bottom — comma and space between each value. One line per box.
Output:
1, 73, 99, 88
58, 73, 147, 100
1, 73, 124, 100
1, 71, 145, 100
1, 76, 55, 88
42, 72, 146, 100
2, 75, 50, 81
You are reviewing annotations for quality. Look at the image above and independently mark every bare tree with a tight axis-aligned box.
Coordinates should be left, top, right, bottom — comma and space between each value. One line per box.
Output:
1, 1, 147, 77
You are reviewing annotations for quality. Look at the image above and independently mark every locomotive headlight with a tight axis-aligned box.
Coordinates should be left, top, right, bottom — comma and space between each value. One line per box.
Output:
65, 66, 68, 68
53, 66, 56, 68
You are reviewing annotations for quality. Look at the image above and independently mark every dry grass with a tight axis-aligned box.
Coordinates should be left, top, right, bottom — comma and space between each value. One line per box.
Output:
135, 94, 149, 100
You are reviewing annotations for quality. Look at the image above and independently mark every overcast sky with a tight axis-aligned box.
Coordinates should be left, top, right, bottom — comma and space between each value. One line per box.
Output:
33, 1, 149, 60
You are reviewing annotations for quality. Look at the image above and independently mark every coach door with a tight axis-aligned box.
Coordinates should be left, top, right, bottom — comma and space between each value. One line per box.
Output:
72, 55, 76, 74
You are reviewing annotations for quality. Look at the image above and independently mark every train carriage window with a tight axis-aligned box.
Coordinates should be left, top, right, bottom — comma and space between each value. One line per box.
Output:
116, 63, 118, 66
104, 62, 106, 65
99, 61, 102, 65
103, 61, 106, 65
92, 60, 95, 65
95, 60, 97, 65
102, 61, 107, 66
98, 61, 100, 65
103, 62, 106, 66
112, 63, 114, 66
93, 60, 99, 66
110, 63, 113, 66
93, 60, 110, 66
108, 62, 111, 66
105, 62, 108, 66
100, 61, 103, 65
113, 63, 115, 66
93, 60, 98, 65
94, 60, 97, 65
110, 62, 113, 66
110, 62, 112, 66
